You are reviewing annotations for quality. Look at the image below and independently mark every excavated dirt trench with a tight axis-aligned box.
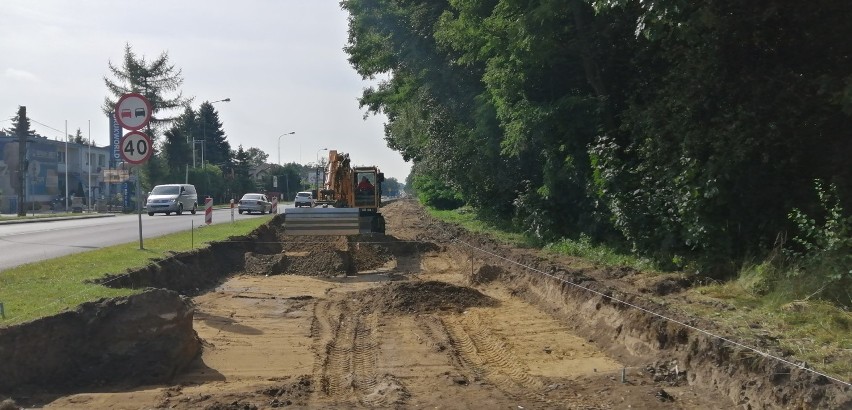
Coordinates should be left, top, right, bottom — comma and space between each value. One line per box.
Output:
2, 200, 849, 409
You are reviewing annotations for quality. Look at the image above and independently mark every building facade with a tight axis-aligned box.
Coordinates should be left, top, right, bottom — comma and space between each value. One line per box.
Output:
0, 132, 115, 213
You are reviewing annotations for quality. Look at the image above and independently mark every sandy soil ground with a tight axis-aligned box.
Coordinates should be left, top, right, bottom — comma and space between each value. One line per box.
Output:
43, 201, 731, 409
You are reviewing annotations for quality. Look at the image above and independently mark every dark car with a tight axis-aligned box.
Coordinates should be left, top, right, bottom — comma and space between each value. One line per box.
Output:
238, 193, 272, 214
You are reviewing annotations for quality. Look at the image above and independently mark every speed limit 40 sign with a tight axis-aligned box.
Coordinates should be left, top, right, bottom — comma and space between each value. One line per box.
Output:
119, 131, 153, 164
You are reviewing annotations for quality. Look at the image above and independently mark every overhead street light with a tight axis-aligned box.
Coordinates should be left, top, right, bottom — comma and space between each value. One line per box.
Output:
277, 131, 296, 165
316, 147, 328, 164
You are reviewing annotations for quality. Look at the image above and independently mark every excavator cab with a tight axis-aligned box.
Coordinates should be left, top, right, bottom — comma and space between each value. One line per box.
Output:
354, 169, 383, 209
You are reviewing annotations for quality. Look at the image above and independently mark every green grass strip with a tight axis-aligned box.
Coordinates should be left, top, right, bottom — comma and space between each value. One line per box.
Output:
0, 216, 270, 326
428, 206, 653, 270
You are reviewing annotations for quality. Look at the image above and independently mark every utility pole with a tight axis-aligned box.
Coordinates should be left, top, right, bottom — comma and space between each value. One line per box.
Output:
16, 106, 27, 217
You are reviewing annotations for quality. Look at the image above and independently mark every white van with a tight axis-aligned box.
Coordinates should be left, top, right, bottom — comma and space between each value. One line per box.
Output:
146, 184, 198, 216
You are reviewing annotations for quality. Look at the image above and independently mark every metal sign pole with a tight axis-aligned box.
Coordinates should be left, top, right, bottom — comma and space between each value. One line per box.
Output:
114, 93, 153, 251
136, 167, 143, 250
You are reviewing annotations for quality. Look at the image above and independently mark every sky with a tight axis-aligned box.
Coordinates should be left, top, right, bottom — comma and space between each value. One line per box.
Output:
0, 0, 412, 181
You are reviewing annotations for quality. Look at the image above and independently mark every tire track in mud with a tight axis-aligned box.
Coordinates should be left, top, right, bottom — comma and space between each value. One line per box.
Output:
442, 310, 553, 406
311, 300, 349, 403
413, 314, 453, 355
311, 299, 391, 407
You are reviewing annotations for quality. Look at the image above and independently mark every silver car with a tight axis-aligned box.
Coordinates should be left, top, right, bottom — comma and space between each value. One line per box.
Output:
238, 193, 272, 214
294, 191, 315, 208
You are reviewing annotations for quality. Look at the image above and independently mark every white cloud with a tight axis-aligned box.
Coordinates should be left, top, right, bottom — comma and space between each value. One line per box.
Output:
4, 68, 40, 83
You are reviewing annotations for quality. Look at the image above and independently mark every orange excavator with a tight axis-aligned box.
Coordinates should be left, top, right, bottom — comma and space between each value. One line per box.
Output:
282, 150, 385, 235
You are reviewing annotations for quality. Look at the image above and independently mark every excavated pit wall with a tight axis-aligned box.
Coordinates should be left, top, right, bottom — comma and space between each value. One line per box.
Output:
0, 289, 198, 395
449, 232, 851, 409
0, 217, 285, 396
95, 217, 284, 294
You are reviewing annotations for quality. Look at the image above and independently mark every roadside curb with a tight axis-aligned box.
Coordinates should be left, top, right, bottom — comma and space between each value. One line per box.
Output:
0, 213, 117, 225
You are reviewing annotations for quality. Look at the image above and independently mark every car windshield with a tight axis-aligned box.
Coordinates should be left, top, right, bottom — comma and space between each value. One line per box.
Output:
151, 186, 179, 195
242, 194, 263, 200
296, 192, 310, 197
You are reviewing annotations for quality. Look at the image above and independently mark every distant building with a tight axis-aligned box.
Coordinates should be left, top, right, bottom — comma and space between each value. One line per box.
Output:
249, 163, 275, 182
0, 131, 115, 213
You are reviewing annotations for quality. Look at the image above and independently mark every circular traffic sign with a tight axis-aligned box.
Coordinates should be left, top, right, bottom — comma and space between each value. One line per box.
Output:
119, 131, 153, 164
114, 92, 153, 130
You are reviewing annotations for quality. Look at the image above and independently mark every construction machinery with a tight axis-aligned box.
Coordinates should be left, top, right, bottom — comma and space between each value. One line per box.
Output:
282, 150, 385, 235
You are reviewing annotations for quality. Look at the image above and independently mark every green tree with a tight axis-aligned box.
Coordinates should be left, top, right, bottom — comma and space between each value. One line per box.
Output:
590, 0, 852, 270
196, 101, 230, 170
103, 44, 191, 188
232, 145, 254, 196
342, 0, 519, 219
102, 43, 191, 127
257, 165, 298, 199
245, 147, 269, 169
161, 107, 195, 182
383, 177, 401, 197
343, 0, 852, 280
279, 163, 305, 199
413, 174, 463, 210
188, 164, 225, 202
71, 128, 85, 145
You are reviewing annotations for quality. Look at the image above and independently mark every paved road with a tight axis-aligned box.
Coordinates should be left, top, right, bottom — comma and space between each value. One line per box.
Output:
0, 206, 282, 272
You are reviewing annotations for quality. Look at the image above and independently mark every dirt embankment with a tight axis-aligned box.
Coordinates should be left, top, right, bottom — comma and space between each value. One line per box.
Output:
0, 289, 197, 394
0, 199, 849, 409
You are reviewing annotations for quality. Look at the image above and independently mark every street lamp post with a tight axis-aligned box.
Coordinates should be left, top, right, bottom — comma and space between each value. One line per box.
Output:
316, 147, 328, 165
64, 120, 68, 211
277, 131, 295, 165
87, 120, 91, 212
315, 148, 328, 190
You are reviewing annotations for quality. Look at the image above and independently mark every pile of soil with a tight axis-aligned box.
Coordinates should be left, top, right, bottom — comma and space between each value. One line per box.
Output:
361, 280, 498, 314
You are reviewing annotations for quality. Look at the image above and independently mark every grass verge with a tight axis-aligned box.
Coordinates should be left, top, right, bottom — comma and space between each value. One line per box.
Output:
428, 206, 538, 248
544, 235, 659, 272
427, 206, 655, 271
686, 263, 852, 381
0, 216, 270, 326
426, 204, 851, 382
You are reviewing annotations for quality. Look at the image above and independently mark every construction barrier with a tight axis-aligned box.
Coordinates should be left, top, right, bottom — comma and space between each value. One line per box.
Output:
205, 197, 213, 225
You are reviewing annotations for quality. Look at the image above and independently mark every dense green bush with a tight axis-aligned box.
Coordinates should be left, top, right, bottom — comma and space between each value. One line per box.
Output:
412, 174, 464, 210
784, 181, 852, 307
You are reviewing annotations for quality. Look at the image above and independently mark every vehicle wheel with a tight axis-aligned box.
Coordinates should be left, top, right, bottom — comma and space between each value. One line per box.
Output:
190, 204, 197, 215
261, 208, 266, 214
148, 212, 154, 216
165, 211, 171, 215
238, 210, 244, 214
176, 204, 183, 215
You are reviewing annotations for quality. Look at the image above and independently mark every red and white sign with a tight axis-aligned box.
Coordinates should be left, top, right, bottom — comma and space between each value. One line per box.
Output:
114, 93, 152, 130
271, 197, 278, 214
119, 131, 153, 165
205, 197, 213, 225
